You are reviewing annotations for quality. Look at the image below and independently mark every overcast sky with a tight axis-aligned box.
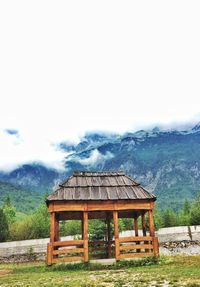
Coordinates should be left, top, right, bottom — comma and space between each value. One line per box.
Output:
0, 1, 200, 172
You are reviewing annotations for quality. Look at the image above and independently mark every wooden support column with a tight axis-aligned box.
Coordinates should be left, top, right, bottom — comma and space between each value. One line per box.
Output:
134, 214, 140, 252
148, 209, 159, 256
106, 214, 112, 258
55, 214, 60, 242
83, 211, 89, 262
81, 216, 84, 240
141, 212, 146, 236
148, 210, 155, 237
142, 212, 148, 252
134, 216, 139, 236
113, 210, 120, 261
50, 212, 56, 242
47, 212, 56, 265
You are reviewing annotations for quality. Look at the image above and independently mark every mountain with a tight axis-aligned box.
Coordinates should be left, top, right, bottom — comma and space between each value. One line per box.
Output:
0, 164, 61, 193
1, 123, 200, 212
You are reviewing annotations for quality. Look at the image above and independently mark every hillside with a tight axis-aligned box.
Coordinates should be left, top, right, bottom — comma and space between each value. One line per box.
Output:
0, 182, 43, 213
1, 123, 200, 211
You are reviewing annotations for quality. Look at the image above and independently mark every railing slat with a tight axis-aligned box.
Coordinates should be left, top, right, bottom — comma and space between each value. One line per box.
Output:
119, 236, 152, 243
53, 248, 84, 255
120, 244, 153, 251
53, 240, 84, 247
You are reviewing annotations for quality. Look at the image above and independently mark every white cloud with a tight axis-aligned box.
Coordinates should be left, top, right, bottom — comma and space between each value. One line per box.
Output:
0, 1, 200, 171
0, 129, 69, 172
75, 149, 114, 166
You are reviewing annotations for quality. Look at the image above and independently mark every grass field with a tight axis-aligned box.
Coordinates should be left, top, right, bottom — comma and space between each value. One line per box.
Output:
0, 255, 200, 287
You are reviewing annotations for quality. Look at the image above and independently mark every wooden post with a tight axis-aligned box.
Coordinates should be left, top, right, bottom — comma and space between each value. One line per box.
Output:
134, 216, 139, 237
50, 212, 56, 242
142, 212, 148, 252
47, 243, 53, 265
148, 209, 159, 256
47, 212, 56, 265
106, 214, 112, 258
141, 212, 146, 236
55, 214, 59, 242
148, 210, 155, 237
113, 210, 120, 261
81, 216, 84, 240
134, 215, 140, 252
83, 211, 89, 262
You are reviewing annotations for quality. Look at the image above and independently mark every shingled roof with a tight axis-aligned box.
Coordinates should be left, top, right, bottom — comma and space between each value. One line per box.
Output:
47, 171, 156, 202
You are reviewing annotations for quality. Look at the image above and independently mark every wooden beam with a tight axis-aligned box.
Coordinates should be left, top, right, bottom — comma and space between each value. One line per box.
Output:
48, 200, 153, 212
113, 210, 120, 261
83, 211, 89, 262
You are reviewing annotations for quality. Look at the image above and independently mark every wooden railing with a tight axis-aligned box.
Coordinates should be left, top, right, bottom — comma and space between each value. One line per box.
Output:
117, 236, 159, 260
47, 240, 85, 265
89, 240, 115, 259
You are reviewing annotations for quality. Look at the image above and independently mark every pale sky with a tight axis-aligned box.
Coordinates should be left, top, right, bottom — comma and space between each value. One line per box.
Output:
0, 1, 200, 172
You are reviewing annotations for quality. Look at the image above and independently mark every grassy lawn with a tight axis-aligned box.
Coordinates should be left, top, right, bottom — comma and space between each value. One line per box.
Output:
0, 255, 200, 287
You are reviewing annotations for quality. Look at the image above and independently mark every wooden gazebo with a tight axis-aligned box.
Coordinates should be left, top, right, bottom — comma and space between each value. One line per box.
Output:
46, 171, 159, 265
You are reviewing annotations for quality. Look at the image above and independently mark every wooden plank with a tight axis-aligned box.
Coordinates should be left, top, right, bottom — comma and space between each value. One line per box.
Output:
119, 236, 152, 243
53, 240, 84, 247
52, 256, 84, 263
119, 252, 154, 259
113, 210, 120, 261
119, 244, 153, 251
50, 212, 56, 243
53, 248, 84, 255
83, 211, 89, 262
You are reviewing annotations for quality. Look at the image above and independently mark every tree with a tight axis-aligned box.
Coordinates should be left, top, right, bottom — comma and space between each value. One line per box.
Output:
160, 209, 177, 227
190, 193, 200, 225
3, 195, 16, 225
0, 208, 9, 242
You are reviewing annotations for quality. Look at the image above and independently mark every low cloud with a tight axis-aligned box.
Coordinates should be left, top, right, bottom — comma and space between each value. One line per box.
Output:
78, 149, 114, 166
0, 129, 70, 172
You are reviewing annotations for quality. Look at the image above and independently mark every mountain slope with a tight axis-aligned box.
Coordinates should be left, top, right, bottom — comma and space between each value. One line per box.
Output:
0, 182, 43, 213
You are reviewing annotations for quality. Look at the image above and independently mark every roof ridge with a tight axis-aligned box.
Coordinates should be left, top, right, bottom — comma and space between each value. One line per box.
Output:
73, 171, 125, 176
59, 183, 140, 188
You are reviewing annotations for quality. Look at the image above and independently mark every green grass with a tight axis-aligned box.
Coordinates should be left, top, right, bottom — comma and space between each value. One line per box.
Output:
0, 255, 200, 287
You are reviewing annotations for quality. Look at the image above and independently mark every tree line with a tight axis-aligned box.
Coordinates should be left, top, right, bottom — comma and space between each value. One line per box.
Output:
0, 193, 200, 242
